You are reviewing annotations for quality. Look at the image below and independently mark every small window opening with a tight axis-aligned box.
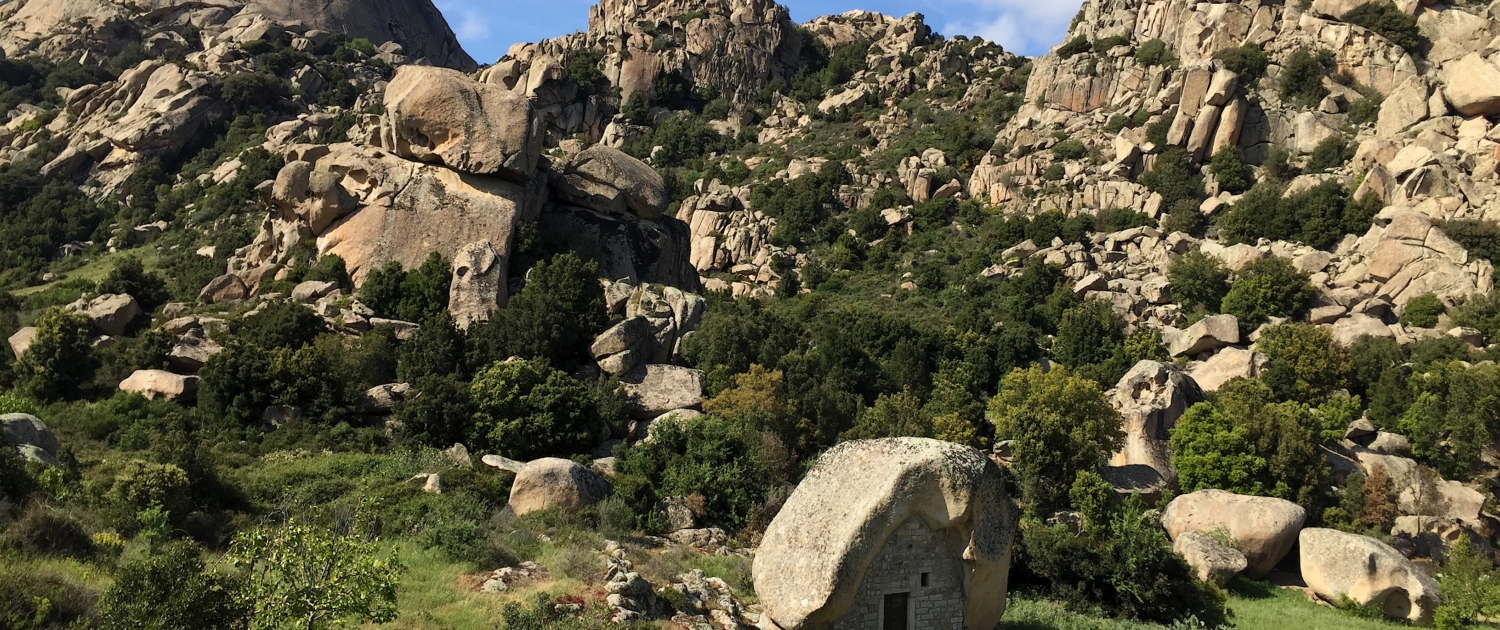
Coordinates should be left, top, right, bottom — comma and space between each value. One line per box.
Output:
920, 572, 930, 587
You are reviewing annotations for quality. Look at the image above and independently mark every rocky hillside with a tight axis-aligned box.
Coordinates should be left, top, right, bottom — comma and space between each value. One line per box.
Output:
7, 0, 1500, 627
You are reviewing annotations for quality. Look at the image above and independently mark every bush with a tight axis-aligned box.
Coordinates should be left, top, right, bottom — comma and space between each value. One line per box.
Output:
1057, 38, 1092, 59
1052, 300, 1126, 369
988, 366, 1123, 513
1135, 39, 1172, 67
1139, 148, 1204, 208
232, 301, 326, 349
397, 313, 467, 381
1012, 499, 1230, 628
1257, 323, 1351, 405
467, 252, 607, 368
1401, 293, 1447, 328
1442, 219, 1500, 265
1433, 534, 1500, 629
15, 309, 97, 401
1343, 2, 1421, 51
4, 506, 93, 557
1052, 139, 1087, 161
198, 340, 274, 425
1221, 256, 1315, 327
1171, 378, 1331, 514
98, 257, 169, 312
1042, 163, 1066, 182
841, 389, 935, 440
356, 253, 450, 323
1306, 135, 1351, 173
99, 541, 249, 630
396, 374, 473, 448
1092, 36, 1130, 55
1219, 180, 1364, 251
0, 567, 97, 629
1213, 43, 1269, 84
613, 416, 783, 533
468, 359, 606, 461
221, 72, 290, 116
1279, 48, 1332, 107
0, 447, 32, 505
1161, 201, 1208, 237
1168, 250, 1231, 313
1209, 145, 1250, 193
1348, 95, 1383, 126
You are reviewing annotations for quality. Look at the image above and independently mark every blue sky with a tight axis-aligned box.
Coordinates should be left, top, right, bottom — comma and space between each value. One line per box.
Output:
433, 0, 1083, 65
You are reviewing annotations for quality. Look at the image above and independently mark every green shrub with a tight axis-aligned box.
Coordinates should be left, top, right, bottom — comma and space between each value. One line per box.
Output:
1213, 44, 1270, 84
198, 340, 274, 425
98, 257, 170, 312
1348, 95, 1383, 126
357, 253, 450, 323
1221, 256, 1315, 327
466, 252, 607, 368
1171, 378, 1331, 515
1042, 163, 1066, 181
1012, 498, 1229, 628
1257, 323, 1351, 404
1279, 48, 1332, 107
1135, 39, 1172, 67
988, 366, 1123, 514
1168, 250, 1231, 313
1441, 219, 1500, 265
0, 567, 97, 629
1306, 135, 1351, 173
1161, 200, 1208, 237
222, 72, 290, 116
1433, 533, 1500, 629
841, 390, 935, 440
1209, 145, 1250, 193
14, 309, 97, 401
4, 506, 93, 557
1219, 180, 1368, 250
1343, 2, 1421, 51
1092, 36, 1130, 55
1052, 300, 1126, 369
397, 313, 467, 382
613, 416, 782, 533
0, 447, 32, 505
468, 359, 606, 461
1401, 293, 1447, 328
99, 541, 249, 630
1145, 112, 1174, 146
232, 301, 326, 349
1057, 37, 1092, 59
1052, 139, 1087, 160
1264, 145, 1299, 181
96, 460, 192, 535
1139, 148, 1204, 208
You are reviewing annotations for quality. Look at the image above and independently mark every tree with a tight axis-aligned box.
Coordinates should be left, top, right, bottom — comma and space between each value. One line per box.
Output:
1171, 378, 1331, 514
395, 374, 473, 448
1221, 256, 1315, 327
468, 359, 604, 460
467, 253, 606, 368
15, 309, 97, 401
232, 301, 326, 349
703, 365, 805, 454
397, 312, 466, 381
99, 541, 250, 630
1279, 48, 1331, 107
199, 340, 274, 425
1257, 323, 1351, 404
1139, 148, 1204, 208
1168, 250, 1231, 313
98, 256, 169, 312
613, 416, 783, 533
1433, 534, 1500, 630
841, 389, 934, 440
1209, 146, 1249, 193
229, 505, 402, 630
1400, 293, 1446, 328
1051, 300, 1126, 369
988, 366, 1123, 513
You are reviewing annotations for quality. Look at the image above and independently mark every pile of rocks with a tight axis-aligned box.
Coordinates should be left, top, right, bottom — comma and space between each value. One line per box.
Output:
479, 561, 549, 594
602, 541, 666, 624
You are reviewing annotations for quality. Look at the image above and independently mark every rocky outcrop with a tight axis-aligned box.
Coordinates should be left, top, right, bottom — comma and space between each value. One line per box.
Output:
620, 364, 705, 419
1174, 530, 1248, 586
754, 438, 1015, 630
508, 457, 614, 516
7, 327, 36, 360
556, 146, 667, 219
593, 280, 707, 375
1300, 528, 1441, 624
382, 66, 541, 182
243, 0, 476, 70
119, 369, 199, 401
69, 293, 142, 337
1, 413, 61, 461
448, 240, 505, 330
1161, 489, 1306, 577
538, 203, 700, 291
1108, 360, 1204, 478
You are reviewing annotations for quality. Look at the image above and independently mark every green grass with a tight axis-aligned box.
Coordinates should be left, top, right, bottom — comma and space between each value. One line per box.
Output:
13, 248, 161, 296
1002, 580, 1411, 630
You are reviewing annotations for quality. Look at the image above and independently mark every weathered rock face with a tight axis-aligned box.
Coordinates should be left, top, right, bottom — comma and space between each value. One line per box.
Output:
508, 457, 614, 516
1189, 347, 1268, 392
69, 293, 142, 337
556, 146, 667, 219
1161, 489, 1306, 577
754, 438, 1015, 630
7, 327, 37, 360
1, 413, 60, 455
448, 240, 505, 330
1108, 360, 1204, 478
242, 0, 476, 70
1300, 528, 1441, 624
620, 364, 705, 419
1174, 530, 1248, 586
383, 66, 542, 182
119, 369, 199, 401
538, 204, 700, 292
1167, 314, 1240, 357
1352, 448, 1487, 528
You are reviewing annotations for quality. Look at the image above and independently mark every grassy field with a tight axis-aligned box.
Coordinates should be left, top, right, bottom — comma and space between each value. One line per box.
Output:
1001, 579, 1407, 630
12, 248, 163, 297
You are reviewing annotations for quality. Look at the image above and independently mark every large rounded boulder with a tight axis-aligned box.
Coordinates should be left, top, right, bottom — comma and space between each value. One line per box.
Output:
1300, 528, 1440, 625
753, 438, 1016, 630
383, 66, 541, 181
508, 458, 613, 516
1160, 489, 1305, 577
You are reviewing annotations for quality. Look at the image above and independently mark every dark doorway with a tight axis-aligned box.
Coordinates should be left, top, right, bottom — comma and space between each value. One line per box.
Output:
883, 592, 909, 630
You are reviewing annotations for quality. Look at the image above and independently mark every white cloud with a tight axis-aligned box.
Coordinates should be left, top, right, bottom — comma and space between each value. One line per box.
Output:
940, 0, 1082, 56
435, 0, 493, 41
